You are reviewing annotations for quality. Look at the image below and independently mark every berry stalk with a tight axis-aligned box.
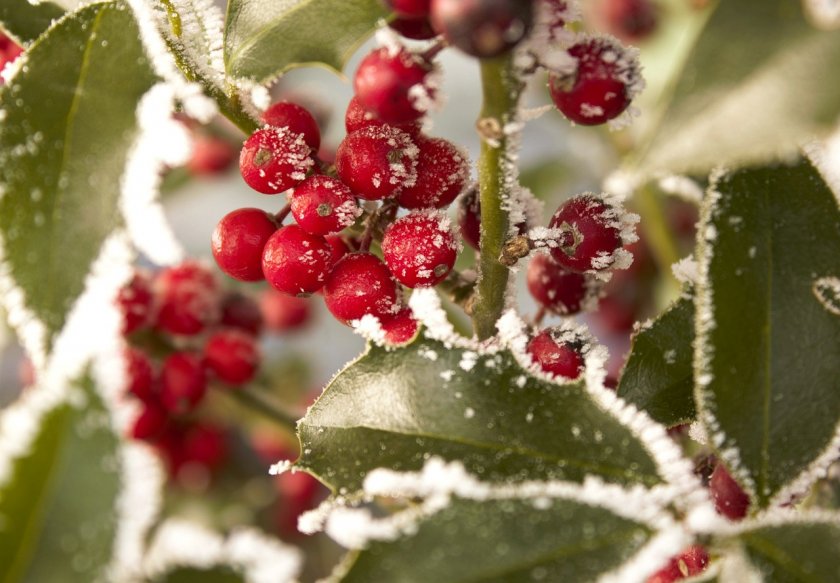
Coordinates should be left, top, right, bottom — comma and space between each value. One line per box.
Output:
472, 55, 525, 340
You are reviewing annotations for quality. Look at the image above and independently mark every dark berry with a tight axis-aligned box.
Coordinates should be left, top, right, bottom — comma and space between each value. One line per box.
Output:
353, 47, 436, 126
527, 253, 599, 315
527, 328, 585, 380
458, 187, 482, 250
125, 347, 155, 401
548, 193, 629, 273
430, 0, 534, 58
386, 0, 431, 18
290, 175, 361, 236
336, 126, 418, 200
549, 36, 642, 126
160, 352, 207, 414
261, 101, 322, 151
117, 270, 155, 335
130, 401, 169, 441
239, 127, 313, 194
220, 291, 264, 335
647, 545, 709, 583
188, 134, 236, 175
710, 463, 750, 520
154, 262, 220, 336
211, 208, 278, 282
397, 136, 470, 209
344, 95, 421, 136
323, 253, 400, 324
381, 307, 420, 345
260, 289, 312, 332
204, 329, 260, 386
603, 0, 659, 43
262, 225, 335, 296
382, 211, 458, 288
389, 16, 439, 40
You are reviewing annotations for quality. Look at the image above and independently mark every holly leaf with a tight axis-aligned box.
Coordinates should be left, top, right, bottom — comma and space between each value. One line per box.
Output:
696, 159, 840, 507
0, 377, 121, 582
339, 495, 655, 583
633, 0, 840, 177
0, 0, 64, 45
737, 514, 840, 582
223, 0, 389, 82
617, 293, 696, 427
0, 2, 157, 346
298, 337, 667, 493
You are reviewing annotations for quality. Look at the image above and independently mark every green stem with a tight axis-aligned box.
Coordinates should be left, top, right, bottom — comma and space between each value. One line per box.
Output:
636, 184, 682, 298
227, 387, 301, 431
472, 56, 524, 340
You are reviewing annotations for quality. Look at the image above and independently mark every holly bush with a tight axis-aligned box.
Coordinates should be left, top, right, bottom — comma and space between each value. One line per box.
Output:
1, 0, 840, 582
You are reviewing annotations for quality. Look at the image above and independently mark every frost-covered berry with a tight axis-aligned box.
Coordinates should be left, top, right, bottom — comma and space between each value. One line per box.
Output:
527, 253, 600, 315
710, 463, 750, 520
188, 134, 236, 175
220, 291, 264, 335
397, 136, 470, 209
323, 253, 400, 325
160, 352, 208, 414
239, 127, 313, 194
527, 328, 586, 380
204, 329, 260, 386
389, 16, 439, 40
260, 289, 312, 332
261, 101, 322, 151
262, 225, 335, 296
125, 347, 155, 402
325, 234, 352, 264
117, 270, 155, 335
211, 208, 278, 282
344, 95, 422, 137
430, 0, 534, 58
154, 262, 220, 336
353, 47, 436, 126
382, 211, 459, 288
130, 401, 169, 441
386, 0, 431, 18
603, 0, 659, 43
382, 307, 420, 345
549, 36, 642, 126
335, 126, 418, 200
290, 175, 361, 236
548, 193, 636, 273
647, 545, 709, 583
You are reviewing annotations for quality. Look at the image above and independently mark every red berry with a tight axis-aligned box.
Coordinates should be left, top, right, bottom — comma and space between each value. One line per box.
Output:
239, 127, 313, 194
160, 352, 207, 414
261, 101, 322, 151
323, 253, 400, 325
154, 262, 221, 336
647, 545, 709, 583
204, 329, 260, 386
125, 347, 155, 401
381, 307, 420, 345
386, 0, 431, 18
0, 35, 22, 73
220, 291, 264, 335
262, 225, 335, 296
710, 463, 751, 521
430, 0, 534, 58
548, 193, 629, 273
181, 423, 228, 471
188, 134, 236, 175
336, 126, 418, 200
382, 211, 459, 288
527, 253, 599, 315
344, 95, 421, 136
130, 401, 169, 441
527, 328, 586, 380
397, 136, 470, 209
549, 36, 642, 126
353, 47, 436, 126
211, 208, 278, 282
260, 289, 312, 332
603, 0, 659, 43
457, 187, 482, 250
325, 234, 352, 264
290, 175, 361, 236
389, 16, 439, 40
117, 270, 155, 335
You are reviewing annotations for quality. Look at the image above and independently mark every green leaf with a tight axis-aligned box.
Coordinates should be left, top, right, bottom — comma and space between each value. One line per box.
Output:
0, 377, 122, 582
696, 159, 840, 507
634, 0, 840, 177
617, 293, 696, 427
738, 515, 840, 582
298, 337, 665, 493
223, 0, 389, 82
0, 0, 64, 45
340, 496, 653, 583
0, 2, 157, 344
